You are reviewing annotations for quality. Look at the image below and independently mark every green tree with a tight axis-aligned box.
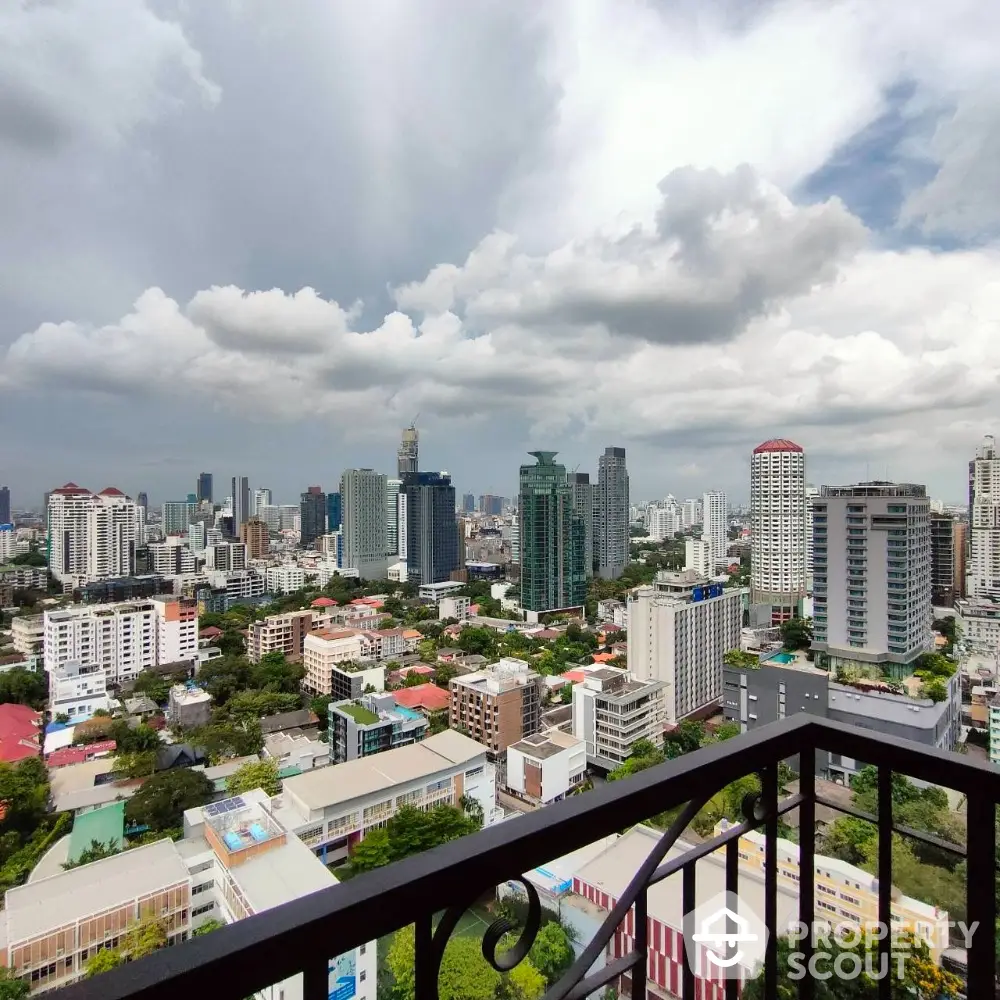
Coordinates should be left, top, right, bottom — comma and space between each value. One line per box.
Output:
217, 629, 247, 657
10, 551, 45, 567
0, 757, 50, 835
226, 758, 281, 797
456, 627, 496, 657
608, 739, 665, 781
250, 652, 305, 693
192, 718, 264, 760
198, 656, 251, 706
780, 616, 813, 652
130, 671, 170, 705
350, 805, 480, 875
63, 839, 121, 870
0, 966, 29, 999
663, 720, 705, 758
527, 921, 574, 987
0, 667, 47, 709
113, 750, 157, 779
224, 689, 300, 719
109, 720, 161, 754
84, 948, 123, 978
723, 649, 759, 669
125, 768, 213, 832
310, 695, 330, 730
192, 919, 225, 936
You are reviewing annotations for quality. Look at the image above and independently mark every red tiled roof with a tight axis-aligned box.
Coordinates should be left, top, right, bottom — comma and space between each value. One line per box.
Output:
0, 704, 41, 763
600, 623, 624, 633
561, 670, 587, 684
47, 740, 117, 767
98, 487, 126, 496
752, 438, 803, 454
199, 626, 223, 638
51, 483, 90, 495
534, 629, 561, 640
311, 597, 338, 607
392, 684, 450, 713
398, 664, 435, 676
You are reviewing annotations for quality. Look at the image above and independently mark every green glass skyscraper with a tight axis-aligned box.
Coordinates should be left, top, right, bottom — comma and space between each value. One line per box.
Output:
519, 452, 587, 613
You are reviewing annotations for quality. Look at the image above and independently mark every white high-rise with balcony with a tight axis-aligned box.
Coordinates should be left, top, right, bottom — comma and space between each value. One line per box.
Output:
750, 439, 807, 623
702, 491, 728, 569
340, 469, 389, 580
47, 484, 141, 587
968, 435, 1000, 598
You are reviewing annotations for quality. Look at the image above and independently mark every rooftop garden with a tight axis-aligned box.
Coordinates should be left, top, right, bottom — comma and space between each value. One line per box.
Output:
338, 702, 380, 725
723, 649, 760, 669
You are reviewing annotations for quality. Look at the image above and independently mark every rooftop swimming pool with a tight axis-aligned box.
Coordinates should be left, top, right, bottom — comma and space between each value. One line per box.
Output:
767, 651, 795, 664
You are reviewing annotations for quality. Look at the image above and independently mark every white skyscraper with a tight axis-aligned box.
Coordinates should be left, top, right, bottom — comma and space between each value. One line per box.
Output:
968, 435, 1000, 597
681, 499, 703, 529
340, 469, 389, 580
252, 488, 272, 515
702, 490, 728, 569
805, 484, 820, 576
47, 484, 141, 587
750, 439, 807, 623
597, 447, 629, 580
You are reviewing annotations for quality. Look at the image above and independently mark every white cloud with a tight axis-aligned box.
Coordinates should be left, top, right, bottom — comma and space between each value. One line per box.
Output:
0, 0, 219, 153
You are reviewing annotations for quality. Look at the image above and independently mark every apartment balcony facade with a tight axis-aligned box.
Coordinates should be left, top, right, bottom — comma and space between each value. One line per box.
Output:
55, 715, 998, 1000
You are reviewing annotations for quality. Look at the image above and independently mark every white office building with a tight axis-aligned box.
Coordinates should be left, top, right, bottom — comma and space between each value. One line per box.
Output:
340, 469, 389, 580
811, 482, 933, 674
47, 484, 142, 587
148, 537, 197, 576
683, 537, 712, 577
506, 730, 587, 805
205, 543, 247, 572
627, 570, 743, 722
750, 439, 807, 623
647, 503, 682, 542
252, 488, 272, 515
969, 435, 1000, 598
187, 521, 206, 554
43, 595, 197, 686
266, 565, 306, 595
205, 569, 266, 602
681, 498, 703, 530
702, 490, 728, 569
47, 661, 112, 721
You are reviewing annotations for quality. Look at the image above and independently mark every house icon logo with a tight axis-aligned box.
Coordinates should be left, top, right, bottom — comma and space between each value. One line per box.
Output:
685, 890, 768, 979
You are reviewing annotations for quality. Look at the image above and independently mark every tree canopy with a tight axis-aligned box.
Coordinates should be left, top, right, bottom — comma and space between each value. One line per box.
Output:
124, 768, 214, 832
0, 667, 47, 709
349, 804, 481, 875
226, 758, 281, 797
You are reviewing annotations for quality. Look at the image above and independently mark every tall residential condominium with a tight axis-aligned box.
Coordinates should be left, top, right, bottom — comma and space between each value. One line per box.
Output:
162, 500, 193, 535
252, 487, 272, 514
299, 486, 327, 548
968, 434, 1000, 597
479, 494, 505, 516
811, 482, 932, 675
805, 484, 820, 575
404, 472, 459, 585
136, 491, 148, 515
340, 468, 389, 580
929, 515, 967, 607
702, 490, 728, 569
750, 439, 807, 623
231, 475, 251, 527
597, 447, 629, 580
0, 486, 9, 524
47, 483, 142, 586
196, 472, 213, 504
397, 424, 419, 479
386, 478, 402, 555
627, 570, 743, 723
240, 517, 270, 560
567, 472, 596, 578
518, 452, 587, 614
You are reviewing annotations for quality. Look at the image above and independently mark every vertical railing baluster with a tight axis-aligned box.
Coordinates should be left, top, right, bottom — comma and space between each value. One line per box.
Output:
725, 838, 740, 1000
633, 887, 648, 1000
797, 746, 815, 1000
763, 762, 778, 998
414, 916, 435, 1000
302, 955, 328, 1000
682, 862, 696, 1000
876, 767, 892, 1000
966, 794, 997, 999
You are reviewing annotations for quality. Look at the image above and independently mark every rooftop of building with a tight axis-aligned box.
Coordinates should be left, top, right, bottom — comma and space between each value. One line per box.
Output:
334, 701, 381, 725
828, 681, 951, 726
0, 703, 41, 763
259, 708, 318, 735
67, 801, 125, 864
279, 729, 486, 814
170, 683, 212, 705
5, 838, 188, 945
509, 729, 583, 760
753, 438, 804, 454
819, 481, 927, 498
391, 683, 450, 714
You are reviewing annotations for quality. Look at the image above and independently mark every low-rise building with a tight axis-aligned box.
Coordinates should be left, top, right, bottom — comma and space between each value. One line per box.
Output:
248, 609, 331, 665
0, 704, 41, 764
596, 599, 628, 629
0, 567, 49, 591
570, 667, 666, 770
266, 565, 306, 595
955, 597, 1000, 653
449, 658, 543, 756
168, 683, 212, 729
391, 683, 450, 716
418, 580, 464, 602
329, 692, 429, 763
505, 729, 587, 805
264, 731, 330, 772
272, 729, 498, 867
302, 631, 383, 697
204, 569, 265, 603
438, 596, 471, 621
10, 615, 44, 657
0, 791, 376, 998
47, 662, 112, 722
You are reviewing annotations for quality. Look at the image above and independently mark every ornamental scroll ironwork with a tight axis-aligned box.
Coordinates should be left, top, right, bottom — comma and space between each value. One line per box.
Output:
418, 771, 776, 1000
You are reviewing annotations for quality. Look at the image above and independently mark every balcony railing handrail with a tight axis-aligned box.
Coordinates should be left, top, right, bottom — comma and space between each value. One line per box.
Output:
54, 713, 998, 1000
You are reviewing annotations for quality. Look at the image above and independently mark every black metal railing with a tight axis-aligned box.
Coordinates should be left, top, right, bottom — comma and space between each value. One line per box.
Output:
55, 715, 999, 1000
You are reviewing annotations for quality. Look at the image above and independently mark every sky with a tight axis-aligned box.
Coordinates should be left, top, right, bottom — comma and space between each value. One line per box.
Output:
2, 0, 999, 508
